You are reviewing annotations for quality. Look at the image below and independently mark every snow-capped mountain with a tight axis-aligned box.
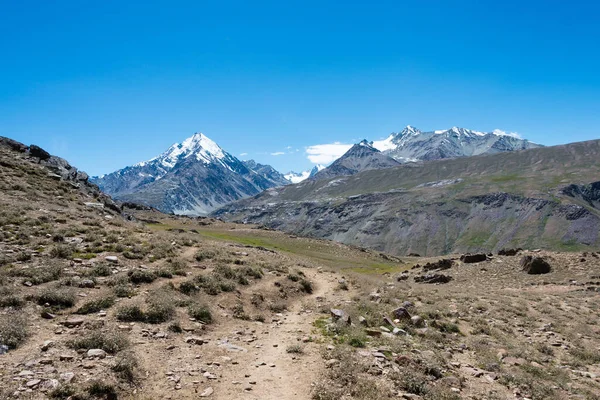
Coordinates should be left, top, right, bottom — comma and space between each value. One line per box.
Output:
373, 126, 541, 162
92, 133, 287, 215
311, 140, 400, 181
284, 165, 325, 183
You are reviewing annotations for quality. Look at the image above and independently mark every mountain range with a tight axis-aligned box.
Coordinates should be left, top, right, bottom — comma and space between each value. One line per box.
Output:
374, 125, 541, 162
214, 139, 600, 255
92, 126, 541, 216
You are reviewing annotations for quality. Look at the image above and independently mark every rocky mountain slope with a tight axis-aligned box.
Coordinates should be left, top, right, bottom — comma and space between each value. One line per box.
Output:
374, 125, 542, 162
311, 140, 401, 181
91, 133, 288, 216
214, 139, 600, 256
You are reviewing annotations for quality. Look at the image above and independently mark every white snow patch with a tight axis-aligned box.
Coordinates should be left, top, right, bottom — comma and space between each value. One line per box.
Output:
492, 129, 522, 139
372, 134, 397, 151
285, 171, 311, 183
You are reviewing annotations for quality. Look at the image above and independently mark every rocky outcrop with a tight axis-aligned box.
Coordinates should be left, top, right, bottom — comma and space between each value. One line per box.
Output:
562, 181, 600, 209
0, 136, 120, 213
520, 256, 551, 274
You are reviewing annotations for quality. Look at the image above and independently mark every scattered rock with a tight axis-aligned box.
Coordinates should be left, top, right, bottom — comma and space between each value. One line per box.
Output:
414, 274, 453, 284
60, 372, 75, 383
185, 336, 207, 345
41, 340, 55, 351
41, 311, 56, 320
460, 253, 488, 264
330, 309, 345, 320
393, 327, 408, 336
199, 387, 214, 397
520, 256, 551, 274
365, 328, 382, 337
393, 307, 411, 320
498, 248, 522, 256
60, 318, 84, 328
105, 256, 119, 263
87, 349, 107, 359
78, 279, 95, 288
410, 316, 424, 327
421, 259, 454, 271
25, 379, 41, 388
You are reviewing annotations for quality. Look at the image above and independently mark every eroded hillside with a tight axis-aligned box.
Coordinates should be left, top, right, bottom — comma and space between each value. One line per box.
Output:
214, 139, 600, 256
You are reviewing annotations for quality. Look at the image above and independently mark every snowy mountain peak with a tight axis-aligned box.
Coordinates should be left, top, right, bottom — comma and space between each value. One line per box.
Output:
135, 132, 227, 170
358, 139, 374, 148
374, 125, 541, 163
402, 125, 421, 135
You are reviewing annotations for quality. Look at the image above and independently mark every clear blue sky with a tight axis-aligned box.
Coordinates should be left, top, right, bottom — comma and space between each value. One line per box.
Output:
1, 0, 599, 176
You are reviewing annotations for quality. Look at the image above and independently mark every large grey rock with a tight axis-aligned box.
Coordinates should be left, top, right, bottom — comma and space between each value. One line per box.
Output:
520, 256, 551, 274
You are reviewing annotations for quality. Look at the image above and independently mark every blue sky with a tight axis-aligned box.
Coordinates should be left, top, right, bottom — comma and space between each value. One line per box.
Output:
1, 0, 599, 176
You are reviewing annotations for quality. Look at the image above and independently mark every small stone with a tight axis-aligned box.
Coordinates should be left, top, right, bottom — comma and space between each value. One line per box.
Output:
41, 311, 56, 320
185, 336, 206, 345
203, 372, 217, 380
60, 372, 75, 383
105, 256, 119, 263
87, 349, 107, 359
61, 318, 85, 328
393, 327, 408, 336
41, 340, 55, 351
78, 279, 95, 288
199, 387, 214, 397
26, 379, 41, 388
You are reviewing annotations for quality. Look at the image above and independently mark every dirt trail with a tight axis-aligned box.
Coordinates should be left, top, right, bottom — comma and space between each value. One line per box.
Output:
135, 268, 349, 400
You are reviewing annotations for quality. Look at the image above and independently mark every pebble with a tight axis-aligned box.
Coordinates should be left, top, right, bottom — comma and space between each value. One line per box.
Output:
87, 349, 107, 359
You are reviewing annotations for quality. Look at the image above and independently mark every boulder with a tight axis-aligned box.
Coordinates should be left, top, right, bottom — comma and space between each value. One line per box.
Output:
78, 279, 95, 288
87, 349, 107, 359
422, 259, 454, 271
460, 253, 487, 264
330, 309, 345, 320
105, 256, 119, 263
520, 256, 551, 274
0, 137, 28, 152
498, 248, 522, 256
414, 274, 453, 284
61, 318, 85, 328
393, 307, 411, 320
29, 145, 51, 160
185, 336, 207, 345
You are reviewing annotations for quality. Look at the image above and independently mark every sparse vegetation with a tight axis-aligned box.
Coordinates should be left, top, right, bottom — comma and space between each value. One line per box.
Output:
67, 329, 129, 354
0, 313, 29, 349
37, 286, 76, 309
188, 303, 213, 324
76, 296, 115, 314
